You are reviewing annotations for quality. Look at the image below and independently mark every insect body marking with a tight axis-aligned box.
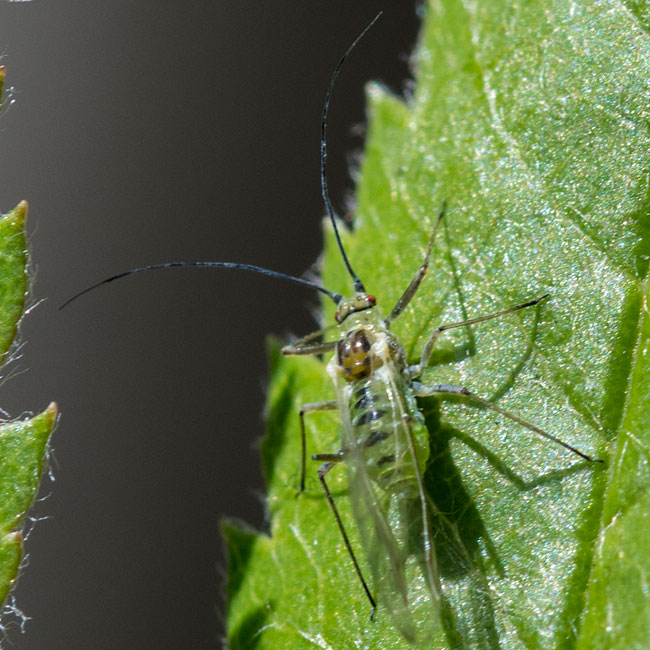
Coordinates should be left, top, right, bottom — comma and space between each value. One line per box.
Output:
333, 299, 407, 380
340, 366, 429, 496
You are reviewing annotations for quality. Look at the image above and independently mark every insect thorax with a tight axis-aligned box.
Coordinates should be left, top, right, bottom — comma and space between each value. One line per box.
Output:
333, 309, 407, 381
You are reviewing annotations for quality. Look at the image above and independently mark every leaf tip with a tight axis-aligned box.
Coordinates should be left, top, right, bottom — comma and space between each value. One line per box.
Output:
44, 401, 58, 424
4, 200, 28, 228
15, 199, 28, 220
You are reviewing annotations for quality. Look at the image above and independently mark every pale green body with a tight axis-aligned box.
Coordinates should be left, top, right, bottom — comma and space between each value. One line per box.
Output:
325, 306, 439, 643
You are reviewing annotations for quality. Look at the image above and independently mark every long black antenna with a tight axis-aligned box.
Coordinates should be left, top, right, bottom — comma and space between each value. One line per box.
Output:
59, 261, 342, 310
62, 16, 382, 311
321, 12, 382, 294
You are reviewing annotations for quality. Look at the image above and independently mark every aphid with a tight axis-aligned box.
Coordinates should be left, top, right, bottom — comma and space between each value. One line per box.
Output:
61, 13, 603, 644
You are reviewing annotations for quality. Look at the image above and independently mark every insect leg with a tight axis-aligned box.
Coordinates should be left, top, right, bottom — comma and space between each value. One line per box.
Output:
412, 381, 603, 463
313, 451, 377, 618
282, 325, 338, 356
298, 401, 337, 492
385, 202, 446, 327
408, 295, 550, 378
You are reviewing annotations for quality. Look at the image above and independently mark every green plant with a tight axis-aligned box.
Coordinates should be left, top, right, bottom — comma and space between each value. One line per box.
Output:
0, 66, 57, 611
226, 1, 650, 647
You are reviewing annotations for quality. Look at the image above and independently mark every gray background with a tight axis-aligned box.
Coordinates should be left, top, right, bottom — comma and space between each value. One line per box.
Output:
0, 1, 420, 648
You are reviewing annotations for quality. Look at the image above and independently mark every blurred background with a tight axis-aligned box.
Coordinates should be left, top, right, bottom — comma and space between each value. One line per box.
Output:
0, 1, 420, 648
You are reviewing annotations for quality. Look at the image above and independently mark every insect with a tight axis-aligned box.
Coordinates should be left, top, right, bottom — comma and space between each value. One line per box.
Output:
62, 13, 603, 645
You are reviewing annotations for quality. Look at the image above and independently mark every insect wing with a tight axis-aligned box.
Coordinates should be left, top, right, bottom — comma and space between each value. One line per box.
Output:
337, 363, 442, 644
338, 385, 415, 640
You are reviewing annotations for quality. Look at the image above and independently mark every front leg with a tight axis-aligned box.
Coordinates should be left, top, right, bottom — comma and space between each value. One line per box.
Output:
282, 324, 338, 356
384, 202, 446, 327
412, 381, 603, 463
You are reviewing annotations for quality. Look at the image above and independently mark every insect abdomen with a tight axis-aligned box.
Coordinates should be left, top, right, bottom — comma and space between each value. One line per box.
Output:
347, 370, 426, 493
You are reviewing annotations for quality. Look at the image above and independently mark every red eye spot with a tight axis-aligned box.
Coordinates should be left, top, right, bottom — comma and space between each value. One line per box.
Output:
334, 311, 340, 322
367, 295, 376, 305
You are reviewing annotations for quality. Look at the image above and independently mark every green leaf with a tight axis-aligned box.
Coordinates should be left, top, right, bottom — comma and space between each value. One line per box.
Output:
226, 0, 649, 647
576, 289, 650, 649
0, 200, 29, 364
0, 403, 57, 605
0, 75, 58, 608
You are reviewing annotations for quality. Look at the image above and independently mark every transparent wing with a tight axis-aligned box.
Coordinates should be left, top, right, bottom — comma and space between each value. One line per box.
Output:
338, 362, 443, 645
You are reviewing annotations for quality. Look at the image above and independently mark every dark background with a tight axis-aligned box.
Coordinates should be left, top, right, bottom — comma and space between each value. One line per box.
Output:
0, 2, 420, 648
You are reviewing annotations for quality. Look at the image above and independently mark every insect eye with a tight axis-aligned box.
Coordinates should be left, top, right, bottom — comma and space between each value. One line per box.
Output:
367, 295, 376, 306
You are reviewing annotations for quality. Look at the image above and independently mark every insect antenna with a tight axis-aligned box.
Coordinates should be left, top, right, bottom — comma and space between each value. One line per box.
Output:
320, 12, 382, 294
62, 15, 383, 312
59, 261, 342, 310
